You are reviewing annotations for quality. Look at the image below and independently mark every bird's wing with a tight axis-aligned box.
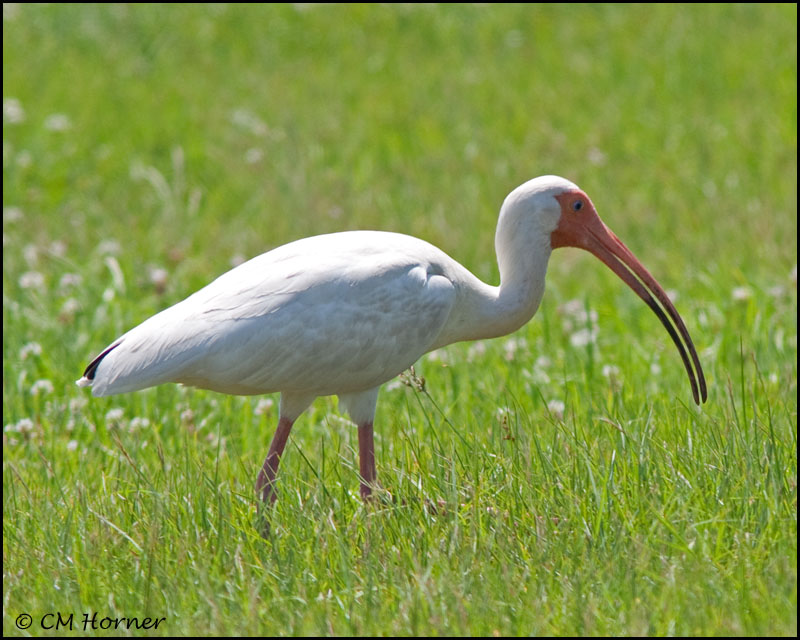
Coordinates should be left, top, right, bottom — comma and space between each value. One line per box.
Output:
84, 232, 458, 397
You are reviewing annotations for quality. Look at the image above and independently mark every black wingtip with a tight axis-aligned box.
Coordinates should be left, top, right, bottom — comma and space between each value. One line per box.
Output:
83, 342, 121, 380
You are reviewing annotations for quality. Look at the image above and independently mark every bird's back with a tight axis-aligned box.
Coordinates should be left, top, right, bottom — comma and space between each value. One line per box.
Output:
81, 231, 459, 397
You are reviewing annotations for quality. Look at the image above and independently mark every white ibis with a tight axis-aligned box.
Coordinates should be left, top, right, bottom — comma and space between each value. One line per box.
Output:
78, 176, 707, 513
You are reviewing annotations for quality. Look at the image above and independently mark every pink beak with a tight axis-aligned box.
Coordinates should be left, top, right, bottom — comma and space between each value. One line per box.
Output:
552, 191, 707, 405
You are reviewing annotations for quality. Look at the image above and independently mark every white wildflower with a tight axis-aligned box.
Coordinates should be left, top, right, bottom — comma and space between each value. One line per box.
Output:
148, 265, 168, 291
59, 273, 83, 291
105, 408, 124, 422
3, 97, 25, 124
30, 379, 54, 396
426, 349, 449, 363
66, 440, 79, 452
732, 286, 752, 302
602, 365, 620, 379
43, 113, 71, 131
49, 240, 66, 257
19, 271, 45, 290
547, 400, 566, 420
665, 289, 679, 303
5, 418, 34, 433
650, 362, 662, 376
59, 297, 80, 320
20, 342, 42, 359
504, 337, 527, 361
254, 398, 274, 416
3, 206, 23, 223
559, 299, 584, 318
570, 327, 597, 348
467, 341, 487, 361
129, 417, 150, 432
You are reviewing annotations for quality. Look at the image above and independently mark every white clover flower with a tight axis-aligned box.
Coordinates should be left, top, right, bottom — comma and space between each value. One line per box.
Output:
602, 365, 620, 379
148, 266, 168, 288
467, 341, 487, 361
5, 418, 34, 433
129, 417, 151, 432
3, 206, 23, 223
43, 113, 72, 132
426, 349, 449, 363
59, 273, 83, 290
30, 379, 54, 396
650, 362, 662, 376
547, 400, 566, 420
105, 408, 125, 422
665, 289, 679, 303
49, 240, 66, 257
559, 299, 584, 317
19, 271, 45, 290
254, 398, 274, 416
732, 286, 752, 302
3, 97, 25, 124
504, 337, 527, 361
69, 396, 88, 411
570, 328, 597, 348
59, 298, 80, 319
20, 342, 42, 359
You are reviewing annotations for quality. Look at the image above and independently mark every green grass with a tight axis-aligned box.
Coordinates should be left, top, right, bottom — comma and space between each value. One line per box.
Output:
3, 3, 796, 636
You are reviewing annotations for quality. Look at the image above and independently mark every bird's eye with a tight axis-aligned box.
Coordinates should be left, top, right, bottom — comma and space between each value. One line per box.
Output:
572, 200, 583, 212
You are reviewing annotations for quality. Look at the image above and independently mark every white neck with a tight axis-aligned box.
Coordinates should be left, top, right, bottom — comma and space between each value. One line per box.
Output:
433, 203, 553, 347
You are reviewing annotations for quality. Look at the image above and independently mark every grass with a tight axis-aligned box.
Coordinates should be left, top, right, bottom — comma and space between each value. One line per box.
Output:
3, 3, 796, 636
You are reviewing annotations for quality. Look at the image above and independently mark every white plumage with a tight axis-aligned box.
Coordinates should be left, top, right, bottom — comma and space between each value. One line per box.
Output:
79, 175, 706, 517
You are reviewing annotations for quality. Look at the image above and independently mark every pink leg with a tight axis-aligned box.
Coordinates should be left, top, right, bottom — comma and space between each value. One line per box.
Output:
358, 421, 376, 501
255, 415, 295, 506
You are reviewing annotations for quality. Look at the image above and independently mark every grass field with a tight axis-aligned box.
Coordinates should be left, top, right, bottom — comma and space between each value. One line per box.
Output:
3, 3, 796, 636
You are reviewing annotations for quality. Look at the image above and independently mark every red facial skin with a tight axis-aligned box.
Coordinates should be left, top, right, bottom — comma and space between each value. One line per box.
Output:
551, 191, 707, 404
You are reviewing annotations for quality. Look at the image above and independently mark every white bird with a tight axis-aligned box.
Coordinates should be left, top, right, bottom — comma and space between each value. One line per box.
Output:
78, 176, 706, 514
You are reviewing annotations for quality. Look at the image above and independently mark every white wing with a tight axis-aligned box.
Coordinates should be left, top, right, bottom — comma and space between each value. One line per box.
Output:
81, 231, 458, 397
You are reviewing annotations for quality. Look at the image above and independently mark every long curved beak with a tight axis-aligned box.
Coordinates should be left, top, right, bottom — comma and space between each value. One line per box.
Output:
552, 193, 707, 405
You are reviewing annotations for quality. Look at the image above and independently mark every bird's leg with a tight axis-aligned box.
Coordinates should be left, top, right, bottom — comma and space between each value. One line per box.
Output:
256, 415, 295, 506
357, 421, 377, 501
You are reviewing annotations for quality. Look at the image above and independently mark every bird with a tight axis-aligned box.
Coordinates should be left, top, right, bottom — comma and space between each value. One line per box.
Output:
78, 175, 707, 515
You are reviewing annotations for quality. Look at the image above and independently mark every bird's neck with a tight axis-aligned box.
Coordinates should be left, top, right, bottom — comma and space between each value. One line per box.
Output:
435, 225, 552, 347
483, 226, 552, 338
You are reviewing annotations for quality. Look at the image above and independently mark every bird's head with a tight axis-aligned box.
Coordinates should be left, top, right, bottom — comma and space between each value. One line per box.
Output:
503, 175, 707, 405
